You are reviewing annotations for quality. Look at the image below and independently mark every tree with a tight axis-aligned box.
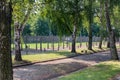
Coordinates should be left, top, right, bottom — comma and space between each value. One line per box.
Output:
0, 0, 13, 80
84, 0, 94, 50
34, 18, 50, 36
110, 1, 120, 41
12, 0, 35, 61
104, 0, 119, 60
95, 0, 108, 49
42, 0, 84, 53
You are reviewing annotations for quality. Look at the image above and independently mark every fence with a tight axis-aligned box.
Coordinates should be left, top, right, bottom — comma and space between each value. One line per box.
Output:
22, 36, 101, 43
12, 36, 120, 54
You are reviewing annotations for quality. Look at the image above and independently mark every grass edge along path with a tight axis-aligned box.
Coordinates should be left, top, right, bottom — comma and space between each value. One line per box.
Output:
13, 51, 73, 66
57, 61, 120, 80
13, 48, 109, 67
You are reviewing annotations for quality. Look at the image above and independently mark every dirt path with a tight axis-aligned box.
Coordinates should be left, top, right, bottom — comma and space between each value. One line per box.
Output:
14, 51, 118, 80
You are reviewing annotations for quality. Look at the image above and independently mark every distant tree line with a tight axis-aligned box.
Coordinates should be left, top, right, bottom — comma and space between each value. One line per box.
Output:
23, 20, 101, 37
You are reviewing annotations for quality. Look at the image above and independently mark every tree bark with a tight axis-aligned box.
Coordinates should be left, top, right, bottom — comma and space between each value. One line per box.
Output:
88, 0, 93, 50
88, 27, 92, 50
97, 1, 105, 49
0, 1, 13, 80
104, 0, 119, 60
71, 0, 79, 53
71, 16, 77, 53
14, 23, 22, 61
99, 36, 103, 49
63, 41, 65, 49
14, 7, 31, 61
47, 42, 49, 49
71, 26, 77, 53
58, 41, 60, 51
107, 40, 110, 48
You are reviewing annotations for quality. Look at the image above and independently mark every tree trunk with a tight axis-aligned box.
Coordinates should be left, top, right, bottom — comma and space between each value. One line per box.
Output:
71, 29, 76, 53
36, 42, 38, 50
88, 28, 92, 50
107, 40, 110, 48
99, 36, 103, 49
98, 1, 105, 49
47, 42, 49, 49
104, 0, 119, 60
14, 6, 32, 61
71, 0, 79, 53
71, 17, 77, 53
40, 42, 42, 51
0, 1, 13, 80
58, 41, 60, 51
63, 41, 65, 49
88, 0, 93, 50
14, 23, 22, 61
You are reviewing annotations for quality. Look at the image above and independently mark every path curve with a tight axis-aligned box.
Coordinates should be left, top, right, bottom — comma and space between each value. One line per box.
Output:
14, 51, 120, 80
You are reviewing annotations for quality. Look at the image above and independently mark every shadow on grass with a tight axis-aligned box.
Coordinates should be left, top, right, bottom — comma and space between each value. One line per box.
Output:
58, 62, 120, 80
38, 51, 77, 56
72, 52, 111, 63
13, 48, 110, 66
13, 51, 76, 66
13, 60, 32, 65
77, 48, 108, 55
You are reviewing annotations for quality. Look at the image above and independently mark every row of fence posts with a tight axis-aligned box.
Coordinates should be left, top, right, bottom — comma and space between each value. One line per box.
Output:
12, 36, 120, 54
13, 41, 112, 51
21, 41, 119, 50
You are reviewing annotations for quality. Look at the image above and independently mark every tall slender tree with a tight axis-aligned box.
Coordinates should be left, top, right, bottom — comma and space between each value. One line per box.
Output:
0, 0, 13, 80
95, 0, 107, 49
104, 0, 119, 60
13, 0, 35, 61
85, 0, 94, 50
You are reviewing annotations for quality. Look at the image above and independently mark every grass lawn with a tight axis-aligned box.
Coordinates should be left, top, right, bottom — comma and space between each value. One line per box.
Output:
11, 42, 120, 50
58, 61, 120, 80
12, 47, 109, 65
11, 42, 101, 49
12, 51, 74, 65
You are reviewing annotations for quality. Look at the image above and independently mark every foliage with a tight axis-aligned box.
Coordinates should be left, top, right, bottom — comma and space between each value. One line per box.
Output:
34, 18, 50, 36
41, 0, 85, 36
22, 24, 32, 36
12, 0, 34, 23
80, 23, 100, 37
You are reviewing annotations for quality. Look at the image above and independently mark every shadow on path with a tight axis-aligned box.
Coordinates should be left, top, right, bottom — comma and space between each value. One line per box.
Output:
14, 50, 120, 80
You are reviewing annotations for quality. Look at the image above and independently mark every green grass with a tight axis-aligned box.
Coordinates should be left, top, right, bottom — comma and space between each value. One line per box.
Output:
12, 42, 65, 49
58, 61, 120, 80
11, 42, 100, 49
11, 41, 120, 49
12, 44, 110, 64
76, 47, 109, 54
12, 51, 74, 65
12, 47, 109, 65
